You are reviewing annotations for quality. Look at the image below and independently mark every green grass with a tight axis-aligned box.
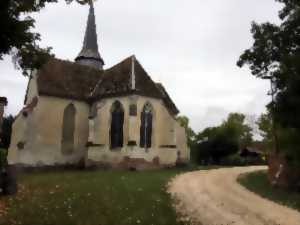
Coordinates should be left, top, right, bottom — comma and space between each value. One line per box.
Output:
238, 170, 300, 212
0, 168, 195, 225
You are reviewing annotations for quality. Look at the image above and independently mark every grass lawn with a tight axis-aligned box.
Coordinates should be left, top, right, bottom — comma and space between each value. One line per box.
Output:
238, 170, 300, 212
0, 168, 195, 225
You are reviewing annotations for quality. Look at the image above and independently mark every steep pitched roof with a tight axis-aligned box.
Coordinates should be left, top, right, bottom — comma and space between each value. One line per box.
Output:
36, 57, 179, 115
92, 57, 163, 99
37, 58, 103, 101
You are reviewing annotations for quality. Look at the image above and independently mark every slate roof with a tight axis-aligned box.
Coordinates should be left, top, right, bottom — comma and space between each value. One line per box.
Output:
35, 57, 179, 115
37, 59, 103, 101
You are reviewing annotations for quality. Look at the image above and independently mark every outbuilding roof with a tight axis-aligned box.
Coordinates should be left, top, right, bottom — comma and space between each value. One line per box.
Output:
35, 57, 179, 115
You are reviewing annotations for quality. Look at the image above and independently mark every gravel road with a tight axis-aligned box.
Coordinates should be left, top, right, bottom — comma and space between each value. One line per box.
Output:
168, 166, 300, 225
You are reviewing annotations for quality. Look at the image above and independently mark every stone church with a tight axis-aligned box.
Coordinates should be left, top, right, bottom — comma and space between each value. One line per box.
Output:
8, 2, 189, 169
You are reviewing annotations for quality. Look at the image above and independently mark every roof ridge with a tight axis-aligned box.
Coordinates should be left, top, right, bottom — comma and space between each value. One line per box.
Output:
105, 55, 134, 72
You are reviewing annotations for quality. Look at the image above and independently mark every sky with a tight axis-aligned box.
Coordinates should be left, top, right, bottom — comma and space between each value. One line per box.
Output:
0, 0, 283, 134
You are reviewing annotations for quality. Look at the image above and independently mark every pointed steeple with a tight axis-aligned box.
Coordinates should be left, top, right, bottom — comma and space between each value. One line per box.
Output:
75, 0, 104, 70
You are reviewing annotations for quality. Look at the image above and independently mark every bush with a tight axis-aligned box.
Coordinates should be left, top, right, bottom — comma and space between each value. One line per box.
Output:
220, 154, 248, 166
0, 148, 7, 170
195, 131, 239, 165
220, 154, 266, 166
0, 115, 14, 149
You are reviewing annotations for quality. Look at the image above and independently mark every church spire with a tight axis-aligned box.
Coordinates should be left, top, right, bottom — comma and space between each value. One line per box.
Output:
75, 0, 104, 70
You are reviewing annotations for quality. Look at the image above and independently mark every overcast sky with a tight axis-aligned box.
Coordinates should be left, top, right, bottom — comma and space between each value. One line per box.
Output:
0, 0, 283, 133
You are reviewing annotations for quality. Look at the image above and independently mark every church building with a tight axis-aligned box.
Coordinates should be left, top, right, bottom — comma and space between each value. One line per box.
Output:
8, 2, 189, 169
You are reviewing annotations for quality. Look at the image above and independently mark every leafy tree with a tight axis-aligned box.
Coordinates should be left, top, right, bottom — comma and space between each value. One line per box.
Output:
196, 126, 239, 164
238, 0, 300, 166
195, 113, 253, 164
257, 113, 273, 149
1, 0, 89, 76
222, 113, 253, 148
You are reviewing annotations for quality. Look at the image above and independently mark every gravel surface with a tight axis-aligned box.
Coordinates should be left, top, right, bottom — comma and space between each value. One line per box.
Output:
168, 166, 300, 225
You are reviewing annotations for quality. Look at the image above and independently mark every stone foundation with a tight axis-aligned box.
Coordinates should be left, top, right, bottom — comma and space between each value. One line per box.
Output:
86, 156, 175, 170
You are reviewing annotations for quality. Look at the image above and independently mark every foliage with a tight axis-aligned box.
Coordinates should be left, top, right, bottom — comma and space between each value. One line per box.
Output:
0, 115, 13, 170
222, 113, 253, 148
0, 115, 14, 149
257, 112, 273, 150
276, 127, 300, 167
197, 127, 239, 164
221, 153, 266, 166
0, 0, 90, 75
0, 148, 7, 170
0, 169, 189, 225
257, 111, 300, 167
194, 113, 253, 164
238, 171, 300, 211
238, 0, 300, 165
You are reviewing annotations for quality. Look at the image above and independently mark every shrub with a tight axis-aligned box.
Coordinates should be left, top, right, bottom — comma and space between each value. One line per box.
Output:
0, 148, 7, 170
0, 115, 14, 149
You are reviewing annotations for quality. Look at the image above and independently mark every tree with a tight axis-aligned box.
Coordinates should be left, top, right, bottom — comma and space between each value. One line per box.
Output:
0, 0, 89, 76
238, 0, 300, 166
257, 113, 273, 149
196, 126, 239, 164
220, 113, 253, 149
195, 113, 253, 164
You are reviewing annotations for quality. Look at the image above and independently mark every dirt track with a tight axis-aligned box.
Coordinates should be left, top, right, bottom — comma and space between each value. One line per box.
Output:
168, 166, 300, 225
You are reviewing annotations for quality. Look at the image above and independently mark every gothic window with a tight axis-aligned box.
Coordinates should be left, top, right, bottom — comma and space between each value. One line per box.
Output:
140, 103, 153, 149
61, 103, 76, 155
110, 101, 124, 149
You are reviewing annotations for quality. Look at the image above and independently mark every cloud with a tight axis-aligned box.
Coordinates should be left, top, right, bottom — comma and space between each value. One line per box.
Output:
0, 0, 283, 132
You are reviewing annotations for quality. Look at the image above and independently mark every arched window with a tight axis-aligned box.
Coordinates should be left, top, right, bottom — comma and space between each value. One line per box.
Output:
140, 103, 153, 149
110, 101, 124, 149
61, 103, 76, 155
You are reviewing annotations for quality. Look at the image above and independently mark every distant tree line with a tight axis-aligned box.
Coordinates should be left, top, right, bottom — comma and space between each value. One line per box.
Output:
177, 113, 269, 166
